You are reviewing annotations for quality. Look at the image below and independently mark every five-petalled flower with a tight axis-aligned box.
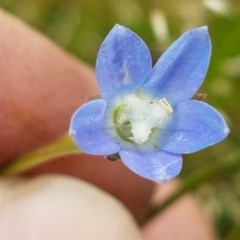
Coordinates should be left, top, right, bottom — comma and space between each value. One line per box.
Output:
69, 24, 229, 183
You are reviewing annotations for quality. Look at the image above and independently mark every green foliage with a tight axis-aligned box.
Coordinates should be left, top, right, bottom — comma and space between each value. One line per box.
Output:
227, 223, 240, 240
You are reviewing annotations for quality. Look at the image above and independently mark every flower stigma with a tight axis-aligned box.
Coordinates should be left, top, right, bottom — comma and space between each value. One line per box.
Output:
113, 95, 173, 145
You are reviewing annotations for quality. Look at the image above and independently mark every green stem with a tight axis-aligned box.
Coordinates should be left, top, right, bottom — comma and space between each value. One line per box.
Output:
149, 149, 240, 217
0, 134, 80, 176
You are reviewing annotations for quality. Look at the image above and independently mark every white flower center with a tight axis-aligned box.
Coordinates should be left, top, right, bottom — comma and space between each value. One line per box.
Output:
113, 94, 173, 145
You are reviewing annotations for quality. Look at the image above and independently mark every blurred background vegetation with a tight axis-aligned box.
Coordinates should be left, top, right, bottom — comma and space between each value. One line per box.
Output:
0, 0, 240, 239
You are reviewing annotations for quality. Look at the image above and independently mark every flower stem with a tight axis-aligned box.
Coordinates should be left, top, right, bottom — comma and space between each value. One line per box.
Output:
0, 134, 80, 176
149, 149, 240, 217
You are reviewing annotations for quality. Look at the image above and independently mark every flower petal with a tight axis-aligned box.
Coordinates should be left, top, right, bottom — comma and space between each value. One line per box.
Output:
160, 100, 230, 154
119, 149, 182, 182
140, 27, 211, 105
69, 99, 120, 155
96, 24, 152, 102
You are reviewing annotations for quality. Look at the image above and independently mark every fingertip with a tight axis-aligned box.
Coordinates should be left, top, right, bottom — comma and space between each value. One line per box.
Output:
142, 182, 217, 240
0, 175, 143, 240
25, 154, 154, 224
0, 9, 97, 163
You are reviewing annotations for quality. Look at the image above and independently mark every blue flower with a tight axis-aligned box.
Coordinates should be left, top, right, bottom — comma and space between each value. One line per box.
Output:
69, 24, 229, 183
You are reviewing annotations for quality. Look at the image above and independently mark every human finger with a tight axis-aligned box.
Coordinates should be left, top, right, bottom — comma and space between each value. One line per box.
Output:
142, 182, 217, 240
0, 174, 143, 240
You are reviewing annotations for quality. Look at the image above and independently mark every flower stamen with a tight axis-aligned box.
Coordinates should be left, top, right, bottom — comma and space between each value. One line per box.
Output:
159, 98, 173, 113
113, 95, 173, 145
